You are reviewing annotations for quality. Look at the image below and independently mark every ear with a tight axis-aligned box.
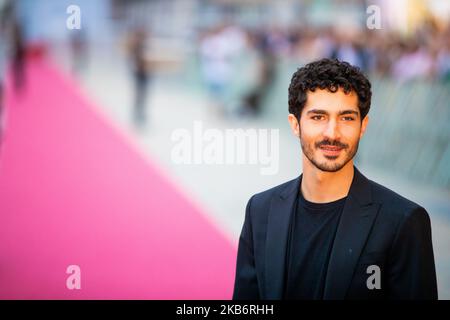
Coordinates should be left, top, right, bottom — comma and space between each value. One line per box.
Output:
360, 115, 369, 138
288, 113, 300, 137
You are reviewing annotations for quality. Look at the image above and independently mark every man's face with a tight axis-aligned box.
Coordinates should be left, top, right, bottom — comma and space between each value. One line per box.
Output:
289, 88, 368, 172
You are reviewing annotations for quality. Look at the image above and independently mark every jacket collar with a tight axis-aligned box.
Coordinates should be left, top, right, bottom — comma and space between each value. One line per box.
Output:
278, 166, 372, 204
264, 166, 380, 299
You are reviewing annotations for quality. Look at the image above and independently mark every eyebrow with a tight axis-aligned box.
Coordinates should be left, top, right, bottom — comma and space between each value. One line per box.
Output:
306, 109, 359, 116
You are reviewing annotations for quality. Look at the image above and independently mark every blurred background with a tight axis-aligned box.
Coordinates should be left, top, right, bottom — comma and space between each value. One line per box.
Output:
0, 0, 449, 299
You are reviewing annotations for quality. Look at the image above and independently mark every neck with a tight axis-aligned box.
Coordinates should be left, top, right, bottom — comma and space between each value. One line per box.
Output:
301, 159, 354, 203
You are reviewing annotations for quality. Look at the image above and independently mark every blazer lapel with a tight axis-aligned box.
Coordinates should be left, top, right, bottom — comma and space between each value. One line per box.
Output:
323, 167, 381, 300
264, 176, 301, 299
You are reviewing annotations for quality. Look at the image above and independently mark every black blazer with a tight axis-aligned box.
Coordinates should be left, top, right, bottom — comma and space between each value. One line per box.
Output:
233, 167, 438, 300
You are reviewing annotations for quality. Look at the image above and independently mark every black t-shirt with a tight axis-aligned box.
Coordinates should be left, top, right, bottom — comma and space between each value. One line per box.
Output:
284, 191, 347, 300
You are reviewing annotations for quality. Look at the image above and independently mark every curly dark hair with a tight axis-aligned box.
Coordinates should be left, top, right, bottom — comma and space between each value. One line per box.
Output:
288, 58, 372, 121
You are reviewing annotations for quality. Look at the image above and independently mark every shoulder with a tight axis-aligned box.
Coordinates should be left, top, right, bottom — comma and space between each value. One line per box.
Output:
252, 177, 299, 201
247, 177, 299, 210
368, 178, 429, 222
370, 179, 419, 209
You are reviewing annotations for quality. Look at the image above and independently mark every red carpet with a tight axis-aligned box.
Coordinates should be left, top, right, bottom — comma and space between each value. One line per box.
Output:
0, 59, 236, 299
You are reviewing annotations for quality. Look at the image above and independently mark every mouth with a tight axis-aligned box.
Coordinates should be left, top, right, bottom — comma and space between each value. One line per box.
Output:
319, 145, 343, 157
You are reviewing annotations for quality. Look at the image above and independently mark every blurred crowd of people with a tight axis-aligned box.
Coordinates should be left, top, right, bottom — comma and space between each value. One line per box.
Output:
199, 23, 278, 117
1, 0, 449, 125
198, 18, 450, 117
289, 22, 450, 82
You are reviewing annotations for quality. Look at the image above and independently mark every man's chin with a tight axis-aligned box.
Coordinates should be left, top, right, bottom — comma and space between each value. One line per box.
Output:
317, 165, 344, 173
312, 158, 347, 172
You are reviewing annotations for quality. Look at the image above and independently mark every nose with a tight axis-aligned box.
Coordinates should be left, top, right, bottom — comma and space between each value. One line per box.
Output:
323, 119, 340, 140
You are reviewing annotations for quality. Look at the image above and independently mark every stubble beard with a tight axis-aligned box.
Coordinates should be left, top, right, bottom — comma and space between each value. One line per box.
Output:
299, 131, 360, 173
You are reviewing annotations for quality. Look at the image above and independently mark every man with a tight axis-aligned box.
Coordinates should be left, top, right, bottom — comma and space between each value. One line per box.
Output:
233, 58, 437, 300
126, 28, 151, 128
0, 2, 9, 145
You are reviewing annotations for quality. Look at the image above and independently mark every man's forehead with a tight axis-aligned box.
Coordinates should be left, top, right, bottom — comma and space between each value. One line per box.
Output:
303, 88, 359, 112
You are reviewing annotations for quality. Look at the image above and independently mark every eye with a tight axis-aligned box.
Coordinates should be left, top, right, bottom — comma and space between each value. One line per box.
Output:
311, 115, 324, 120
342, 116, 355, 121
